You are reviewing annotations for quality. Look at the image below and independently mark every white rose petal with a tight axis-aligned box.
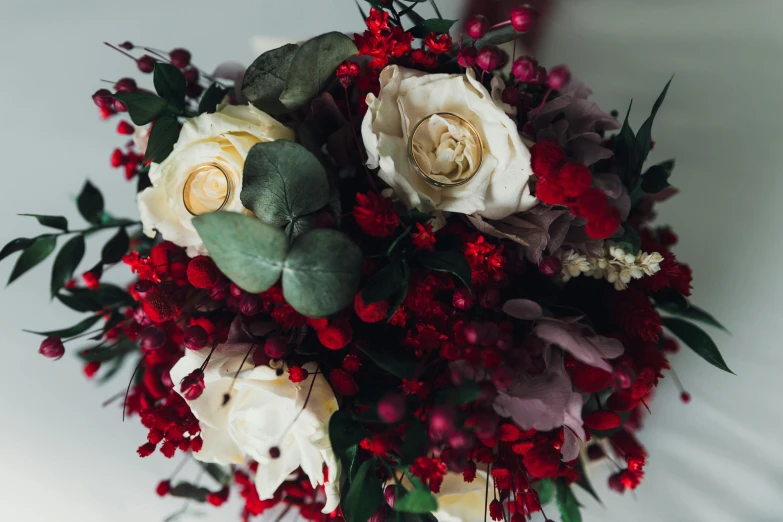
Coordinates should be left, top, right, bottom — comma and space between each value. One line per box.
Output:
138, 104, 294, 256
361, 65, 537, 221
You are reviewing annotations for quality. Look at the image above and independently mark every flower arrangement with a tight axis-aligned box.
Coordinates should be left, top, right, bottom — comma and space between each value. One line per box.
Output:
2, 2, 730, 521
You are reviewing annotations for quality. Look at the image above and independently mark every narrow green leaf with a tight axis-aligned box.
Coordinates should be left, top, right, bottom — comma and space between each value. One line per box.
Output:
169, 482, 210, 502
358, 345, 418, 379
386, 259, 409, 320
77, 181, 105, 225
19, 214, 68, 231
613, 100, 636, 188
555, 479, 583, 522
101, 227, 129, 264
241, 44, 299, 115
57, 292, 102, 312
640, 161, 673, 193
534, 478, 554, 505
279, 32, 358, 110
143, 114, 178, 163
343, 459, 383, 522
0, 237, 34, 263
362, 256, 406, 304
112, 91, 169, 125
574, 460, 602, 505
198, 82, 229, 114
417, 248, 471, 288
25, 314, 102, 338
8, 235, 56, 285
660, 301, 728, 332
50, 235, 85, 296
663, 317, 733, 373
153, 63, 187, 109
329, 410, 368, 457
282, 229, 362, 317
636, 76, 673, 163
193, 212, 289, 293
394, 487, 438, 513
408, 18, 457, 38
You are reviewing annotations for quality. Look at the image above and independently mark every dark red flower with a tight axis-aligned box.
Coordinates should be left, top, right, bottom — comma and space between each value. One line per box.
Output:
424, 33, 453, 54
329, 368, 359, 396
354, 292, 389, 323
409, 457, 447, 493
523, 443, 560, 478
353, 192, 399, 237
366, 8, 389, 34
530, 140, 566, 179
614, 288, 662, 342
412, 222, 437, 252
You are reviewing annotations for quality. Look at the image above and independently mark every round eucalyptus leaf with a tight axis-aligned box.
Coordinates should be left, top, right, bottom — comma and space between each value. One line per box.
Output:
282, 229, 362, 317
241, 141, 330, 229
193, 212, 289, 293
241, 43, 298, 115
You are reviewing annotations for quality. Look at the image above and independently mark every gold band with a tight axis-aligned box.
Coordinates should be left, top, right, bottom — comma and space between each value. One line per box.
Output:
407, 112, 483, 188
183, 163, 233, 216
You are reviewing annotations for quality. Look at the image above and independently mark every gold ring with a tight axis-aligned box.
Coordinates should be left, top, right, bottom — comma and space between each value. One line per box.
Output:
183, 163, 233, 216
407, 112, 483, 188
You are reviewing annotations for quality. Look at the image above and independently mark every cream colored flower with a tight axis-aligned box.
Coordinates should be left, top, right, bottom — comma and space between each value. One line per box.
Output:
361, 65, 537, 221
170, 349, 341, 513
138, 104, 294, 256
557, 242, 664, 290
432, 472, 493, 522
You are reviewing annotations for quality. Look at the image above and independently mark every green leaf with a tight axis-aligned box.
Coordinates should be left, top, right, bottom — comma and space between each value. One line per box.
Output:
663, 317, 733, 373
435, 382, 481, 405
77, 181, 105, 225
169, 482, 210, 503
330, 410, 368, 457
612, 224, 641, 254
101, 227, 129, 264
395, 486, 438, 514
282, 229, 362, 317
19, 214, 68, 231
534, 478, 554, 505
78, 339, 135, 362
399, 420, 427, 466
153, 63, 187, 109
26, 314, 102, 338
50, 235, 85, 296
241, 43, 299, 115
198, 82, 229, 114
57, 284, 132, 313
279, 32, 358, 110
362, 255, 406, 304
386, 259, 409, 320
193, 212, 289, 293
574, 460, 602, 505
359, 345, 418, 379
417, 249, 471, 288
0, 237, 35, 262
143, 114, 178, 163
640, 160, 674, 193
613, 101, 637, 189
8, 235, 56, 285
408, 18, 457, 38
555, 479, 583, 522
240, 141, 330, 231
342, 459, 383, 522
659, 300, 728, 332
199, 462, 232, 486
112, 91, 169, 125
636, 76, 673, 165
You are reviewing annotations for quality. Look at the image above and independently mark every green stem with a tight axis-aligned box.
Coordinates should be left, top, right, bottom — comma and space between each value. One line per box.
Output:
428, 0, 443, 19
57, 220, 141, 237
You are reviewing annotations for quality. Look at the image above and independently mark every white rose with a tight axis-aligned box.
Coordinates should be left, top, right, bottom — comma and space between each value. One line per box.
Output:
398, 471, 492, 522
361, 65, 537, 220
170, 349, 341, 514
138, 104, 294, 256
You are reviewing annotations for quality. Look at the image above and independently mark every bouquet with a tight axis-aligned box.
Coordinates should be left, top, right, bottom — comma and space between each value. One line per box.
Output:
2, 2, 730, 521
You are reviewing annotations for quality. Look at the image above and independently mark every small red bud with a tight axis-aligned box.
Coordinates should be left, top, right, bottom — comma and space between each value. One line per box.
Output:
264, 336, 289, 359
185, 83, 204, 99
39, 336, 64, 360
92, 89, 114, 109
117, 120, 134, 135
239, 293, 262, 316
587, 444, 606, 461
384, 485, 397, 508
457, 46, 477, 68
680, 391, 691, 403
476, 46, 502, 72
183, 66, 199, 84
84, 361, 101, 379
377, 393, 406, 423
140, 326, 166, 351
269, 446, 281, 459
510, 5, 537, 32
288, 366, 308, 383
502, 87, 522, 106
156, 480, 171, 497
511, 56, 539, 83
137, 55, 156, 73
538, 255, 562, 276
169, 48, 191, 68
466, 15, 489, 39
133, 280, 154, 299
180, 369, 205, 400
114, 77, 137, 93
183, 325, 208, 351
110, 148, 125, 168
608, 472, 626, 493
113, 98, 127, 112
119, 41, 134, 50
546, 65, 571, 91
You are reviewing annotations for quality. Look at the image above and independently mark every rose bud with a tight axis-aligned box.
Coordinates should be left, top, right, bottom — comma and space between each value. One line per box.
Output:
384, 485, 397, 508
264, 336, 289, 359
546, 65, 571, 91
239, 293, 262, 316
476, 45, 502, 71
169, 48, 191, 68
539, 255, 562, 276
92, 89, 114, 109
137, 55, 156, 73
141, 326, 166, 351
114, 77, 137, 93
119, 41, 134, 50
39, 336, 64, 360
462, 321, 486, 345
368, 508, 387, 522
447, 430, 475, 451
183, 325, 208, 351
113, 98, 127, 112
180, 369, 205, 400
377, 393, 406, 424
512, 56, 539, 83
429, 405, 457, 439
466, 15, 489, 39
457, 46, 477, 68
452, 287, 473, 310
510, 5, 537, 32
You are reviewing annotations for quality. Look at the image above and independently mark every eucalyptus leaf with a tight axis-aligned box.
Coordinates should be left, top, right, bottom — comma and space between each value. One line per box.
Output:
25, 314, 102, 338
408, 18, 457, 38
8, 235, 56, 285
556, 479, 583, 522
663, 317, 733, 373
153, 63, 187, 109
342, 459, 383, 522
241, 44, 298, 114
77, 181, 105, 225
50, 235, 85, 296
19, 214, 68, 231
101, 227, 129, 264
193, 212, 289, 294
144, 114, 178, 163
198, 82, 229, 115
282, 229, 362, 317
417, 248, 471, 288
240, 141, 330, 230
279, 32, 358, 110
394, 486, 438, 514
0, 237, 34, 263
112, 91, 168, 126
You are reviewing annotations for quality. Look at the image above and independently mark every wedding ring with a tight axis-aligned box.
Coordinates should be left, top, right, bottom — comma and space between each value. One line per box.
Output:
407, 112, 483, 188
183, 163, 233, 216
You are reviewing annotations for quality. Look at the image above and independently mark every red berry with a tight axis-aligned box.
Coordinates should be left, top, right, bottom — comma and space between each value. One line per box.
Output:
466, 15, 488, 39
169, 48, 191, 68
329, 368, 359, 396
529, 140, 566, 179
583, 410, 621, 431
186, 256, 220, 289
510, 5, 537, 32
547, 65, 571, 91
558, 162, 592, 197
137, 55, 156, 73
114, 78, 137, 93
117, 120, 134, 135
39, 336, 64, 360
476, 46, 503, 71
317, 322, 352, 350
538, 255, 562, 276
264, 336, 289, 359
288, 366, 308, 383
156, 480, 171, 497
183, 325, 208, 350
92, 89, 113, 109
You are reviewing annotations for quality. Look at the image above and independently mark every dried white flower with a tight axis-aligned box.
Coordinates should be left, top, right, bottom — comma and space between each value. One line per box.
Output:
557, 242, 663, 290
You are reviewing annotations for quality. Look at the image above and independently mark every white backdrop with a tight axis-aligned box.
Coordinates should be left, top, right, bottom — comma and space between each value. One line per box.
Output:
0, 1, 781, 521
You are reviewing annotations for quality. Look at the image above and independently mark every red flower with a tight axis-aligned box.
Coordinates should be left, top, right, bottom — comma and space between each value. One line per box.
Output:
615, 288, 662, 342
354, 292, 389, 322
83, 361, 101, 379
388, 27, 414, 57
366, 8, 389, 34
463, 460, 477, 482
353, 192, 399, 237
424, 33, 453, 54
342, 353, 362, 373
489, 499, 504, 521
530, 140, 566, 179
585, 205, 621, 239
523, 443, 560, 478
491, 467, 511, 490
336, 60, 360, 88
409, 457, 447, 493
412, 222, 437, 251
409, 49, 439, 69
